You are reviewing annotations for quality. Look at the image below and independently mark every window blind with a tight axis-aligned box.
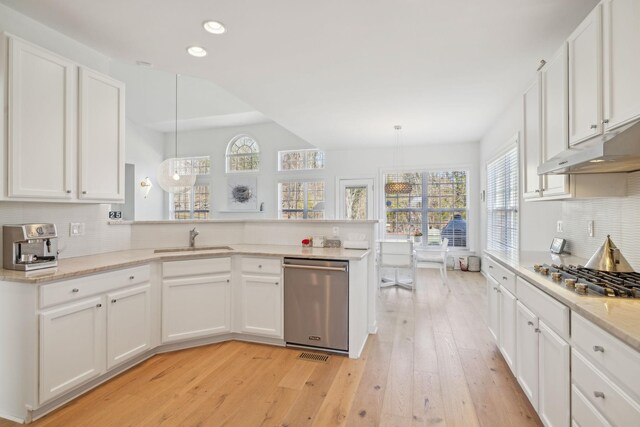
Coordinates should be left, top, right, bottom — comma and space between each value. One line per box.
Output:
487, 146, 519, 256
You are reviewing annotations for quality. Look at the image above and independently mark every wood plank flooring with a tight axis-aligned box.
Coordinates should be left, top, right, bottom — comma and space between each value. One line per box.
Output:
1, 270, 542, 427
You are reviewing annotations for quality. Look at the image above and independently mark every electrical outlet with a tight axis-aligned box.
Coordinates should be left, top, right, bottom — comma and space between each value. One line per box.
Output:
332, 226, 339, 237
556, 220, 563, 233
70, 222, 85, 237
587, 220, 594, 237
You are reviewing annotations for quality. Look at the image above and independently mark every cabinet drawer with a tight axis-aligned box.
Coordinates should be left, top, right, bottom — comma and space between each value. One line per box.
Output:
572, 385, 611, 427
572, 312, 640, 400
241, 257, 281, 275
40, 265, 150, 308
572, 349, 640, 427
163, 257, 231, 278
486, 258, 516, 294
516, 277, 569, 340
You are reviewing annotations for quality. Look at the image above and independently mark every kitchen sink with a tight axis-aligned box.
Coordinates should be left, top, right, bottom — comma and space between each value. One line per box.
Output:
154, 246, 233, 254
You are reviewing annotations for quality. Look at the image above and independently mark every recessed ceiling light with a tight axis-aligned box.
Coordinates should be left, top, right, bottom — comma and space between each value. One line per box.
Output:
203, 20, 226, 34
186, 46, 207, 57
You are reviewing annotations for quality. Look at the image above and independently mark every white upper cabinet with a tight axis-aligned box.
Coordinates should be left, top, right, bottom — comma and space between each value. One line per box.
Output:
7, 37, 75, 199
4, 35, 125, 203
523, 77, 543, 199
78, 68, 125, 201
540, 44, 570, 197
602, 0, 640, 131
568, 4, 603, 146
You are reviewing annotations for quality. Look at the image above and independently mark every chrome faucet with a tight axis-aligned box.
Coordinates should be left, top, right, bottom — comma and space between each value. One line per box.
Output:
189, 227, 199, 248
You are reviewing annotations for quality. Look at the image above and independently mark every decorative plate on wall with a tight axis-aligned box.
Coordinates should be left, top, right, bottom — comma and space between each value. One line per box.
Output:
227, 176, 258, 211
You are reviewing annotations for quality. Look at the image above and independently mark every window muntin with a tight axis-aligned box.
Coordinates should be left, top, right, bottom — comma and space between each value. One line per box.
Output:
227, 135, 260, 172
169, 156, 211, 220
279, 181, 325, 219
278, 149, 325, 171
487, 146, 519, 256
384, 171, 468, 247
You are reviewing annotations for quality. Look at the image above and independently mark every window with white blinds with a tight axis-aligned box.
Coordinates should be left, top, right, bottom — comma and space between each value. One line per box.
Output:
487, 145, 519, 256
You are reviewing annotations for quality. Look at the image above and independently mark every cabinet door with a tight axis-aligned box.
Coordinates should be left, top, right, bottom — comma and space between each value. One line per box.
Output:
523, 77, 543, 199
106, 284, 151, 369
40, 297, 105, 404
538, 320, 571, 427
7, 37, 75, 199
541, 44, 570, 197
498, 286, 517, 374
568, 5, 603, 146
603, 0, 640, 131
516, 301, 539, 411
241, 274, 282, 338
162, 274, 231, 343
78, 68, 125, 201
486, 276, 500, 343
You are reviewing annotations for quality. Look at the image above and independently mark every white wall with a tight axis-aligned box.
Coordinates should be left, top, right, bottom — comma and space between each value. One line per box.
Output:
125, 120, 165, 220
162, 121, 316, 218
479, 97, 563, 254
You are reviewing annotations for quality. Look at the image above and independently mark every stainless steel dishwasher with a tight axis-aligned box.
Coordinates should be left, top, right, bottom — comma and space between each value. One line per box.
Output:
283, 258, 349, 352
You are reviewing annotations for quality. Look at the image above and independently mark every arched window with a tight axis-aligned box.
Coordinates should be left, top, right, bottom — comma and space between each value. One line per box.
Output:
226, 135, 260, 172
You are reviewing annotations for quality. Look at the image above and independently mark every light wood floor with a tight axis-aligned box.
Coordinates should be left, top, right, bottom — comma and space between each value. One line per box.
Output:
1, 270, 541, 427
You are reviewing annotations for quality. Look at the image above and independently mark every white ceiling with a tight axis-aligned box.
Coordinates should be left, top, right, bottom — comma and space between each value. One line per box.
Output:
0, 0, 599, 149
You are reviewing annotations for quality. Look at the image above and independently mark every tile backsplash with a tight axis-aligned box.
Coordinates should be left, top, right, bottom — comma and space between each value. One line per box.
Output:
562, 171, 640, 270
0, 202, 130, 261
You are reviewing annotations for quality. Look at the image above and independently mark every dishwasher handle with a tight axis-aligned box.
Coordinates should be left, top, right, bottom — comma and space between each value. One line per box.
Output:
283, 264, 348, 273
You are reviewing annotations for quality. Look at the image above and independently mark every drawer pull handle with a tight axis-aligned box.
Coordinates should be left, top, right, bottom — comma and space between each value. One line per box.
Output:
96, 303, 102, 308
594, 391, 605, 399
527, 321, 534, 326
593, 345, 605, 353
111, 299, 117, 303
258, 265, 262, 268
534, 328, 541, 333
66, 190, 71, 194
129, 276, 135, 280
496, 289, 502, 293
275, 282, 279, 285
489, 266, 494, 269
72, 288, 79, 293
226, 279, 230, 283
502, 276, 508, 280
82, 191, 87, 194
590, 124, 598, 129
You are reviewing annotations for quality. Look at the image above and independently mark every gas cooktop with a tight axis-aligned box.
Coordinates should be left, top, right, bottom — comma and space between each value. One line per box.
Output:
530, 264, 640, 298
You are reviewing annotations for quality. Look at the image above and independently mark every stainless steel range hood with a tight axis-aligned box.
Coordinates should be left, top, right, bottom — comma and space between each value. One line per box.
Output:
538, 120, 640, 174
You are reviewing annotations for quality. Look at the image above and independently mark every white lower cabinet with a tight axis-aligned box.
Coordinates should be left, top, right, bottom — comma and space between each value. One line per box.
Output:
538, 320, 571, 427
516, 301, 539, 410
498, 285, 517, 373
240, 274, 282, 338
40, 297, 106, 404
161, 258, 232, 343
487, 276, 500, 342
106, 284, 151, 369
162, 274, 231, 342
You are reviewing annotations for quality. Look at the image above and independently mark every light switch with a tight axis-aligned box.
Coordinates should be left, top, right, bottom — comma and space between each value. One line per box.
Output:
70, 223, 85, 237
587, 220, 594, 237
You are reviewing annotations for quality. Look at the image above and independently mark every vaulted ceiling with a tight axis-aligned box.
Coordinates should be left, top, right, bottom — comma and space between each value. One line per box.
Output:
1, 0, 599, 148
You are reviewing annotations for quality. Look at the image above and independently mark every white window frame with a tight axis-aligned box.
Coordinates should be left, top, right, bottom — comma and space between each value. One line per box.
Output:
169, 156, 211, 220
382, 169, 469, 248
278, 148, 325, 171
226, 134, 260, 173
278, 179, 326, 219
486, 137, 519, 257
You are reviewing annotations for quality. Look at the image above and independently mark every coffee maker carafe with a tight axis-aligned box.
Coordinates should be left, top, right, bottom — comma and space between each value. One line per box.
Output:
3, 224, 58, 271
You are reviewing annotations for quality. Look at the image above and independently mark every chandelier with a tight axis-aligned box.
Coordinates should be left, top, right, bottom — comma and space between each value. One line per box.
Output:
384, 125, 412, 194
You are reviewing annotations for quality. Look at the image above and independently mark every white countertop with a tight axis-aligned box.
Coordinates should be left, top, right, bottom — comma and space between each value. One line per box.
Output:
485, 249, 640, 352
0, 244, 370, 284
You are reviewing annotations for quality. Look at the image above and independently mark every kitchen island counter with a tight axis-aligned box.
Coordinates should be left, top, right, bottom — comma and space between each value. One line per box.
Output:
0, 244, 370, 284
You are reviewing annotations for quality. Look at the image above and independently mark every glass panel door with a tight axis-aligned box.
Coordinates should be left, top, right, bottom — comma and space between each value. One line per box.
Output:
337, 178, 374, 220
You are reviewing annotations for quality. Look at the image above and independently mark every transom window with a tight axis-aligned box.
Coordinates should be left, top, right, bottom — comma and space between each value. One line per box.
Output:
384, 170, 468, 247
170, 156, 211, 220
278, 181, 325, 219
278, 149, 325, 171
226, 135, 260, 172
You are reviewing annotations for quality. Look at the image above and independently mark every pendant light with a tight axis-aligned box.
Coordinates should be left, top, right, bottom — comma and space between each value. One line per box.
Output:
385, 125, 412, 194
157, 74, 196, 193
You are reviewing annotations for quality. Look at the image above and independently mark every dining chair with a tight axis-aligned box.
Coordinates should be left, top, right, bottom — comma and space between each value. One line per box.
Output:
377, 240, 415, 290
415, 238, 449, 285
